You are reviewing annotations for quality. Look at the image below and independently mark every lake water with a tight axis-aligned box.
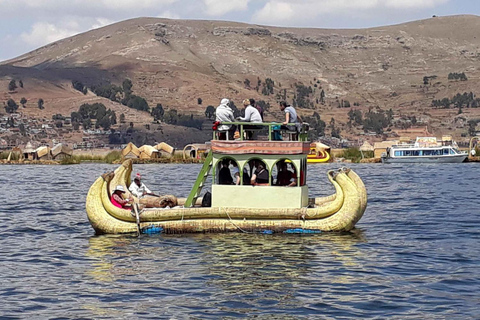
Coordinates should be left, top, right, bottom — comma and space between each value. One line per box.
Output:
0, 163, 479, 319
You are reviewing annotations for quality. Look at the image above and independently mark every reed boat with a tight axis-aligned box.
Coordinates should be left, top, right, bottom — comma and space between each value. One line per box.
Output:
86, 122, 368, 234
307, 142, 331, 163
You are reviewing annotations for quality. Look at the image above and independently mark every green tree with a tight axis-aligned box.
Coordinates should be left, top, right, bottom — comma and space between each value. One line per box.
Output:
20, 97, 27, 108
38, 98, 44, 110
8, 80, 17, 91
151, 104, 164, 121
5, 99, 19, 113
82, 119, 92, 130
127, 95, 149, 112
164, 109, 178, 124
122, 79, 133, 95
19, 123, 26, 136
119, 113, 126, 123
205, 105, 215, 119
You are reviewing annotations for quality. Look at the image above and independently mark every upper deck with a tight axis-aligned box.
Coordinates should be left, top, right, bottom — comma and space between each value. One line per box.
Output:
211, 121, 310, 155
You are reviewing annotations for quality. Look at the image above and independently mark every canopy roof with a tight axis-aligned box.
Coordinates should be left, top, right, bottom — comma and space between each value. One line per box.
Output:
211, 141, 310, 155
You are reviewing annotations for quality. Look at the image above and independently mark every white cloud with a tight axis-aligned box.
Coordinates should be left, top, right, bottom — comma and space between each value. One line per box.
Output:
203, 0, 251, 16
92, 18, 116, 30
252, 0, 450, 25
20, 22, 81, 47
157, 10, 181, 19
384, 0, 449, 9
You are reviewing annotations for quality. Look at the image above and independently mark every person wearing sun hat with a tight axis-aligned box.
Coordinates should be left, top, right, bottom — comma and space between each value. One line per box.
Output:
110, 185, 133, 209
128, 173, 157, 199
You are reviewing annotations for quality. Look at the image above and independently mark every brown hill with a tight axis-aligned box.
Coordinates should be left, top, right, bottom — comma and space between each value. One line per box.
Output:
1, 15, 480, 146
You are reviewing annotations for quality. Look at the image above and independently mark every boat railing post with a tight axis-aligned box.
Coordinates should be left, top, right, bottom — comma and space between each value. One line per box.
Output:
239, 123, 244, 141
268, 123, 272, 141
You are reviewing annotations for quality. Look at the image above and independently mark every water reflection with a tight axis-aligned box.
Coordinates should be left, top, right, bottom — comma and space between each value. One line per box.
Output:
84, 230, 368, 318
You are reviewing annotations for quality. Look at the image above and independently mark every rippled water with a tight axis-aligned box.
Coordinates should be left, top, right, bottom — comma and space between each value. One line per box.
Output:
0, 163, 479, 319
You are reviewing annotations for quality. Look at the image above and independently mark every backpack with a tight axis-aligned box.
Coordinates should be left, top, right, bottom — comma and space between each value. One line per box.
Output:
201, 191, 212, 207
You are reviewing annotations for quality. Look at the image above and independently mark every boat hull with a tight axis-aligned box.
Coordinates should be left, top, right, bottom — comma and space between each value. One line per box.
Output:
86, 160, 368, 234
381, 154, 467, 163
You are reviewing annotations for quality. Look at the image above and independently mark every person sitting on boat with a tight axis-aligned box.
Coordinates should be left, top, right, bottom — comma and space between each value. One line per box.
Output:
111, 185, 133, 209
129, 173, 157, 199
231, 161, 241, 185
215, 98, 236, 140
218, 159, 234, 185
237, 99, 263, 140
276, 161, 297, 187
251, 98, 264, 121
279, 101, 302, 139
251, 162, 269, 186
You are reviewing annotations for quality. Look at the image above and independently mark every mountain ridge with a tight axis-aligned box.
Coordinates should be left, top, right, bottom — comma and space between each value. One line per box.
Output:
1, 14, 480, 147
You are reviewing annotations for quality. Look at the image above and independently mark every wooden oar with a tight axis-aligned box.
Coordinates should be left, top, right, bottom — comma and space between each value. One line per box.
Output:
133, 202, 141, 236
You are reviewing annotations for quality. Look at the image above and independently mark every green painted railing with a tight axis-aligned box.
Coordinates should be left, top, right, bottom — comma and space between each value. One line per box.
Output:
212, 122, 309, 141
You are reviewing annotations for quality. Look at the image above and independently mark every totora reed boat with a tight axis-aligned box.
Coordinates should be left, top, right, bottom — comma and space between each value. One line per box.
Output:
86, 122, 368, 234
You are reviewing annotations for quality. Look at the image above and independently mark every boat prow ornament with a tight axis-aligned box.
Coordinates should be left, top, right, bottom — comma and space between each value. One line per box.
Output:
86, 122, 368, 234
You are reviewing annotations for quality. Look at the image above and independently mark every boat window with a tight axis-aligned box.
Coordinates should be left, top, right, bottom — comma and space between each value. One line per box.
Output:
412, 150, 420, 156
244, 159, 269, 186
394, 151, 403, 157
424, 150, 432, 156
450, 149, 455, 155
443, 149, 449, 155
216, 158, 238, 185
272, 159, 297, 187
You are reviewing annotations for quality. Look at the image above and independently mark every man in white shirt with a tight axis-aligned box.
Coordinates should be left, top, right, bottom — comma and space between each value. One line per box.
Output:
237, 99, 263, 139
129, 174, 156, 199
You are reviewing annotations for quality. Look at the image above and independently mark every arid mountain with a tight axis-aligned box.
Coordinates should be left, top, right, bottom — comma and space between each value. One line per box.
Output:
1, 15, 480, 147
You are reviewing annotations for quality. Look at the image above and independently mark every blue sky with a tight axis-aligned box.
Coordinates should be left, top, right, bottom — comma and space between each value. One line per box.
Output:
0, 0, 478, 62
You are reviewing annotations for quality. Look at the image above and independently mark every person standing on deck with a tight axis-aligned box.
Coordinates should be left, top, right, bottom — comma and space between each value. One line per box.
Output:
215, 98, 236, 140
237, 99, 262, 139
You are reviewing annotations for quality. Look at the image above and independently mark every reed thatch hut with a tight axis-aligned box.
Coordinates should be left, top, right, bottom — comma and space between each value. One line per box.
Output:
183, 143, 210, 160
23, 142, 36, 160
138, 145, 159, 159
35, 146, 51, 160
373, 141, 398, 158
51, 143, 73, 160
154, 142, 175, 157
121, 142, 140, 159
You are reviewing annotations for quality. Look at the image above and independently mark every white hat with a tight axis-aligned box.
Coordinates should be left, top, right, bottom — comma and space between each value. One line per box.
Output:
221, 98, 229, 105
114, 185, 125, 193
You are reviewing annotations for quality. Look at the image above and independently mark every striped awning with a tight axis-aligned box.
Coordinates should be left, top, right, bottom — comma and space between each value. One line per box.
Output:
211, 141, 310, 155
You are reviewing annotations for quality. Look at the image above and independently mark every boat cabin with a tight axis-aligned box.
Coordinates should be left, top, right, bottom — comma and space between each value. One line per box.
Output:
185, 121, 311, 209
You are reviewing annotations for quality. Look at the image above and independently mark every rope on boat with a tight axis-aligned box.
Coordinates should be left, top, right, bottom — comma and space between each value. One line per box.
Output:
222, 208, 251, 234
